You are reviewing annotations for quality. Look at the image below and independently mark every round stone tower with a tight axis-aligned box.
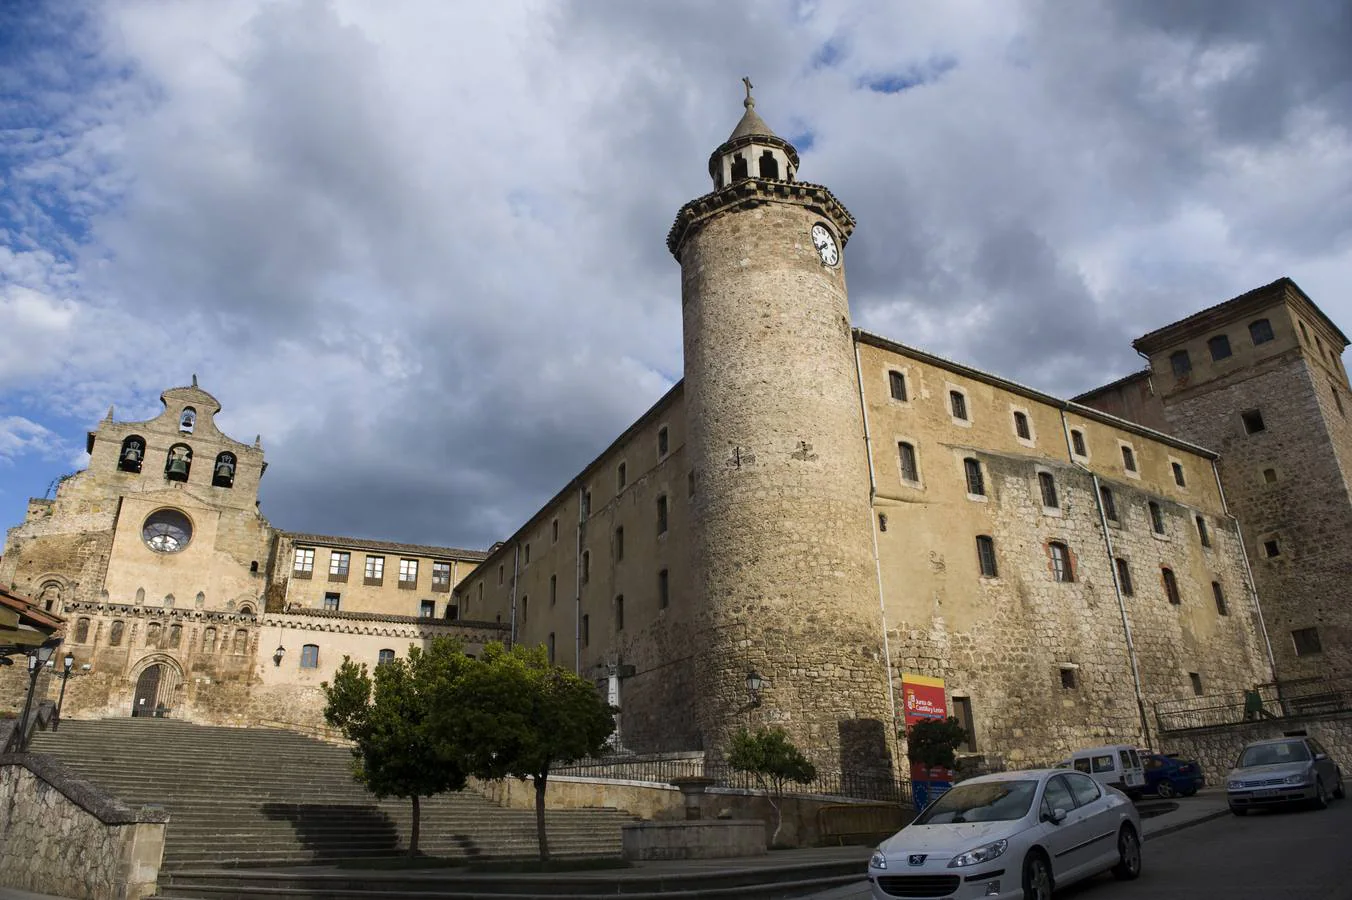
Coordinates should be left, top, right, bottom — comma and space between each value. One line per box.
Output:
668, 83, 895, 773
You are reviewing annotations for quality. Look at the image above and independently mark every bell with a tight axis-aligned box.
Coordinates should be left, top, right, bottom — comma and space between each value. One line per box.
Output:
215, 461, 234, 479
122, 445, 142, 463
166, 457, 190, 478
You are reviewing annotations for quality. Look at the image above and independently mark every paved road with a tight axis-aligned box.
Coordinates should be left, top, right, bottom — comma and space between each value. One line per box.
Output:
810, 797, 1352, 900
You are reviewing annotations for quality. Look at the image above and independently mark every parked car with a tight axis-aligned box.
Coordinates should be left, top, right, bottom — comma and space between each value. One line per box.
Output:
868, 769, 1142, 900
1226, 736, 1346, 815
1064, 744, 1146, 800
1141, 752, 1204, 798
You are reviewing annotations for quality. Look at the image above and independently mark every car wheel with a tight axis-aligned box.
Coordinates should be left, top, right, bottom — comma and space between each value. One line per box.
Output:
1111, 825, 1142, 880
1156, 781, 1175, 799
1023, 851, 1053, 900
1313, 778, 1329, 810
1334, 773, 1346, 800
1230, 804, 1247, 816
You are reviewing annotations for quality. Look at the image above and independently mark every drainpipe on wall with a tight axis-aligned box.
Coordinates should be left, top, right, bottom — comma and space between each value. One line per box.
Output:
575, 484, 585, 677
509, 544, 520, 645
853, 337, 900, 734
1059, 409, 1154, 749
1211, 460, 1278, 683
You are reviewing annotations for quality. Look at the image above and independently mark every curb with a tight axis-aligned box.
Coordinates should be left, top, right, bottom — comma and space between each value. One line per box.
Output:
1143, 807, 1231, 841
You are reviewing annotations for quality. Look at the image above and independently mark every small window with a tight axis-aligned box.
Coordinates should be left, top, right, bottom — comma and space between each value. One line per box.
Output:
323, 592, 340, 611
212, 452, 236, 488
615, 595, 624, 631
1241, 409, 1265, 434
951, 696, 976, 752
614, 526, 625, 561
878, 513, 888, 531
976, 535, 998, 578
1037, 471, 1059, 509
617, 462, 627, 490
1070, 429, 1087, 457
1115, 558, 1134, 596
109, 620, 124, 646
399, 558, 418, 587
420, 599, 435, 618
330, 551, 351, 578
1049, 542, 1074, 583
1170, 350, 1192, 378
366, 555, 385, 582
657, 495, 669, 535
1208, 334, 1232, 361
498, 564, 504, 585
1100, 486, 1118, 522
582, 550, 591, 583
431, 561, 451, 591
1332, 383, 1345, 417
552, 518, 559, 543
658, 568, 670, 609
898, 442, 919, 483
1172, 462, 1186, 487
658, 426, 669, 457
549, 574, 557, 606
1212, 581, 1228, 616
1149, 501, 1165, 535
963, 458, 985, 496
293, 548, 315, 575
688, 470, 696, 497
1121, 445, 1137, 472
1162, 567, 1181, 605
1263, 468, 1278, 484
1189, 672, 1203, 696
520, 596, 528, 621
1195, 516, 1211, 547
524, 544, 531, 566
582, 614, 590, 647
1263, 538, 1281, 558
949, 390, 968, 421
1060, 667, 1077, 690
378, 649, 395, 666
300, 644, 319, 669
1249, 319, 1274, 345
1292, 627, 1322, 656
1013, 411, 1031, 440
889, 371, 908, 401
547, 632, 556, 665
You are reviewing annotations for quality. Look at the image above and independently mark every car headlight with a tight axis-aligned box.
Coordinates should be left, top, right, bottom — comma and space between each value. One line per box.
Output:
948, 839, 1008, 868
1227, 780, 1244, 790
1284, 774, 1309, 785
869, 849, 887, 870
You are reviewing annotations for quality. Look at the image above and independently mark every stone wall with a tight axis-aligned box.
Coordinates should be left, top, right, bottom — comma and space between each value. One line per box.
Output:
1159, 711, 1352, 784
0, 753, 167, 900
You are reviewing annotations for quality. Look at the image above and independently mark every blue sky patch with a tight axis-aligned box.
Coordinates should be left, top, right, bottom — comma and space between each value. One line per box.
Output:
862, 56, 958, 94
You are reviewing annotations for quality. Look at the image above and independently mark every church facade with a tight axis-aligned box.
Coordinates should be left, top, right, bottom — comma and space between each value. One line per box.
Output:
3, 90, 1346, 775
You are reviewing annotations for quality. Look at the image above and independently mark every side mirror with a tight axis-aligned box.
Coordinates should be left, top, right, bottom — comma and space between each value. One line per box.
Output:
1314, 753, 1328, 761
1043, 807, 1067, 825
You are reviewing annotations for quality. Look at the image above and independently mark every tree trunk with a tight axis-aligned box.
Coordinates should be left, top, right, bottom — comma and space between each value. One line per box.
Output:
768, 794, 784, 848
409, 794, 420, 857
534, 772, 551, 862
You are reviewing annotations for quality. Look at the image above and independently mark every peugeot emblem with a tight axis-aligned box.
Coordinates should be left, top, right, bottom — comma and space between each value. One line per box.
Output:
908, 854, 927, 866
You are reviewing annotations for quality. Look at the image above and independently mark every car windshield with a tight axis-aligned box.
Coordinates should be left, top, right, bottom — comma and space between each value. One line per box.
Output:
913, 780, 1037, 825
1238, 742, 1310, 768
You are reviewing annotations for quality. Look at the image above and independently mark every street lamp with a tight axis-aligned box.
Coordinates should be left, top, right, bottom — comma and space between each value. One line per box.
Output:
53, 652, 75, 732
9, 642, 57, 753
273, 645, 286, 666
746, 670, 764, 707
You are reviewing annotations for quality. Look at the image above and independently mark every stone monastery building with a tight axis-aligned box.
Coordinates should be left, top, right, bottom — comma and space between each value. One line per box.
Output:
3, 89, 1348, 775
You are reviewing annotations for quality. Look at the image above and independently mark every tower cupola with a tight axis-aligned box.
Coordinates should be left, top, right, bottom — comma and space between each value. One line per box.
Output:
707, 78, 799, 189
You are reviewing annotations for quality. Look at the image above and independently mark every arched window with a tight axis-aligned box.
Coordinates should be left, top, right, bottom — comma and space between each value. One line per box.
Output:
74, 618, 90, 644
119, 436, 146, 473
232, 629, 248, 654
109, 620, 125, 646
378, 649, 395, 666
237, 604, 254, 616
730, 152, 748, 182
179, 407, 196, 433
195, 591, 205, 608
135, 587, 145, 605
213, 452, 237, 488
758, 150, 779, 179
1162, 567, 1181, 605
146, 622, 162, 647
168, 624, 182, 649
1049, 542, 1074, 583
165, 444, 192, 482
37, 581, 62, 612
203, 627, 218, 653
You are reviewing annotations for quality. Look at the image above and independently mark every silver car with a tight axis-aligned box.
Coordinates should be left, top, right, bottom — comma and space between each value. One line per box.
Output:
868, 769, 1141, 900
1226, 736, 1345, 814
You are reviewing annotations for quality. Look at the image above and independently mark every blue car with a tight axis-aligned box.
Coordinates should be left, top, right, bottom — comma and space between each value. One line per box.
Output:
1142, 752, 1204, 798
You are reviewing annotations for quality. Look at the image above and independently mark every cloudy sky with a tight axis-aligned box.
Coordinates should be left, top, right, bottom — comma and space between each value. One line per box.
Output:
2, 0, 1350, 551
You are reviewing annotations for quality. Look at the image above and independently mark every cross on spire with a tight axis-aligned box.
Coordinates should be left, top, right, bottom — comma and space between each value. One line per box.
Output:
742, 76, 755, 107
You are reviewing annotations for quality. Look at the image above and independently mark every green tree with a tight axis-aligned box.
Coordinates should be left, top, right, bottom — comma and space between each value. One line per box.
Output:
322, 637, 474, 856
726, 726, 817, 847
906, 716, 969, 771
447, 643, 616, 861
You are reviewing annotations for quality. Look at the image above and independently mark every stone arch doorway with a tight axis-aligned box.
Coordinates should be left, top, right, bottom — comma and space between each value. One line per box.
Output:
129, 657, 183, 718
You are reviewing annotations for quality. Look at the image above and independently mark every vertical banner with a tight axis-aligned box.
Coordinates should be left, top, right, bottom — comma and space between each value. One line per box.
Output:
902, 673, 953, 809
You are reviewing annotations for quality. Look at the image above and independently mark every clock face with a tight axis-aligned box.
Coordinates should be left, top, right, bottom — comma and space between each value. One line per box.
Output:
811, 224, 839, 267
142, 509, 193, 554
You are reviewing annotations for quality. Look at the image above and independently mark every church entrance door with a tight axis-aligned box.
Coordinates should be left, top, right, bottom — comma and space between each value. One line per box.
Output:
131, 664, 164, 717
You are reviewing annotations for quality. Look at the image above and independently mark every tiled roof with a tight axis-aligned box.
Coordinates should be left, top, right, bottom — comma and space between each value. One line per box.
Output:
281, 532, 489, 561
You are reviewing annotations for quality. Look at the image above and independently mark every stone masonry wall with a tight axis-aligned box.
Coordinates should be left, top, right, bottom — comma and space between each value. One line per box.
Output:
1160, 711, 1352, 784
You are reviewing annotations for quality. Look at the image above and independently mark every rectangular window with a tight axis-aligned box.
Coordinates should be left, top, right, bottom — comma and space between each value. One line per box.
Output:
1172, 462, 1186, 487
1208, 334, 1232, 361
498, 564, 505, 585
1050, 542, 1074, 583
1149, 501, 1165, 535
1071, 429, 1087, 457
1292, 627, 1322, 656
293, 547, 315, 576
1170, 350, 1192, 377
1195, 516, 1211, 547
549, 574, 557, 606
582, 614, 590, 648
582, 490, 592, 520
617, 462, 627, 490
419, 599, 435, 618
1060, 667, 1077, 690
328, 551, 350, 578
658, 426, 669, 456
378, 649, 395, 666
949, 390, 968, 421
1037, 471, 1059, 509
524, 543, 531, 566
364, 555, 384, 584
889, 370, 908, 401
658, 568, 670, 609
1249, 318, 1274, 345
431, 561, 452, 592
1121, 445, 1137, 472
614, 526, 625, 561
1013, 411, 1031, 440
963, 458, 985, 496
1162, 567, 1181, 605
1100, 486, 1118, 522
399, 558, 418, 589
1263, 538, 1281, 558
300, 644, 319, 669
1242, 409, 1265, 434
552, 518, 559, 543
520, 595, 527, 621
582, 550, 590, 583
1115, 558, 1134, 596
898, 442, 919, 483
547, 632, 556, 665
1189, 672, 1204, 696
975, 535, 998, 578
1212, 581, 1228, 616
615, 595, 624, 631
657, 495, 669, 535
323, 592, 340, 611
951, 697, 976, 752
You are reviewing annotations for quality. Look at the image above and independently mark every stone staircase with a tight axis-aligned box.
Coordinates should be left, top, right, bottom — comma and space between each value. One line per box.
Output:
29, 718, 630, 870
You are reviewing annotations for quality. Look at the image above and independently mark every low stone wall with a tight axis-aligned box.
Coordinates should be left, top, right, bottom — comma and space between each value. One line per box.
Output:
0, 753, 168, 900
622, 820, 767, 860
1159, 711, 1352, 782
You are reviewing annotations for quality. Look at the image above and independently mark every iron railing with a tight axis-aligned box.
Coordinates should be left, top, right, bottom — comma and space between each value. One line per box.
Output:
1155, 676, 1352, 733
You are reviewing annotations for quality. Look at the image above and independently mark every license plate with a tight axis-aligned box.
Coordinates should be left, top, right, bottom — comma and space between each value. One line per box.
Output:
1253, 789, 1279, 798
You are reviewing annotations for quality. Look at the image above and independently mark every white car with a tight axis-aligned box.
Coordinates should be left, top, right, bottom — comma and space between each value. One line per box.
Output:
868, 769, 1142, 900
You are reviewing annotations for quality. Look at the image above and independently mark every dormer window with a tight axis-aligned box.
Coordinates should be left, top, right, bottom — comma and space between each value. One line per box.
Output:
165, 444, 192, 482
179, 407, 196, 433
119, 436, 145, 473
213, 452, 237, 488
